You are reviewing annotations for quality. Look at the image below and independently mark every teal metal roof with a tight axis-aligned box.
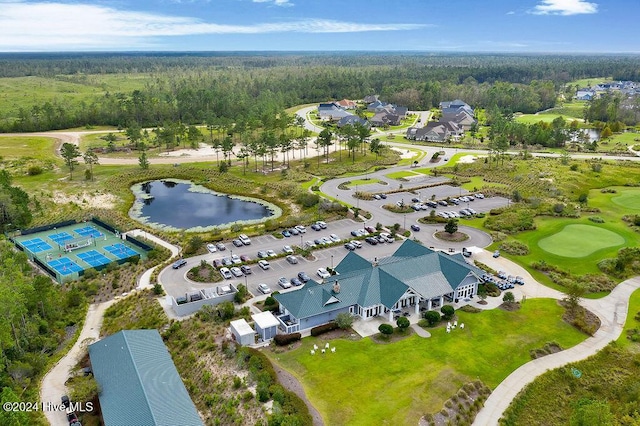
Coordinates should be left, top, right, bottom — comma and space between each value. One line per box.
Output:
89, 330, 203, 426
274, 240, 481, 320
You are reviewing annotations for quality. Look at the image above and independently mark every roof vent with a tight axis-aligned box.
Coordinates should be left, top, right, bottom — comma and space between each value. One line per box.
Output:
332, 281, 341, 294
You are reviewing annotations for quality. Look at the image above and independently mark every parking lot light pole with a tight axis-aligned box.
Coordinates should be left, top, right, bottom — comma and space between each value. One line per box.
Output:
331, 255, 334, 270
300, 234, 303, 249
403, 214, 406, 231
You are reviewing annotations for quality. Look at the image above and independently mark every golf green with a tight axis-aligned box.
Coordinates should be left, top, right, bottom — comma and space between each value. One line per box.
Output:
538, 224, 624, 258
611, 189, 640, 210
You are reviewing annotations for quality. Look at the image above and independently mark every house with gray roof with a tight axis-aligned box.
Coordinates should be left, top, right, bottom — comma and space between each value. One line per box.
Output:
337, 115, 370, 128
317, 102, 353, 121
371, 111, 401, 127
273, 240, 481, 333
89, 330, 203, 426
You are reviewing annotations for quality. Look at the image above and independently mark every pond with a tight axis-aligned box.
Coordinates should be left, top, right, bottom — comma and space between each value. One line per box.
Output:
129, 179, 280, 231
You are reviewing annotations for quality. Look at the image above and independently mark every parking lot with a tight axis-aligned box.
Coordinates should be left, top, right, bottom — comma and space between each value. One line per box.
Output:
159, 218, 402, 299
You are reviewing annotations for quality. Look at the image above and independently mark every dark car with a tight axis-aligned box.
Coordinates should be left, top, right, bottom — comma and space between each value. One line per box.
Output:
311, 223, 322, 231
241, 265, 252, 275
298, 271, 311, 282
350, 230, 359, 237
380, 193, 387, 199
240, 254, 251, 262
411, 197, 420, 203
364, 225, 376, 234
282, 229, 291, 237
290, 277, 303, 287
61, 395, 70, 408
67, 412, 78, 424
212, 259, 224, 268
216, 242, 227, 251
232, 239, 243, 247
344, 242, 356, 250
365, 236, 378, 245
172, 259, 187, 269
411, 224, 420, 232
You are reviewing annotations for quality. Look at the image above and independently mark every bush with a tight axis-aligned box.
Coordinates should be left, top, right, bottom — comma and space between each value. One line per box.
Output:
441, 305, 455, 320
273, 332, 301, 346
378, 324, 394, 335
588, 216, 605, 223
394, 316, 409, 331
310, 322, 338, 337
27, 165, 43, 175
484, 209, 536, 234
503, 291, 515, 303
296, 192, 320, 207
423, 310, 441, 326
499, 240, 530, 256
335, 313, 354, 329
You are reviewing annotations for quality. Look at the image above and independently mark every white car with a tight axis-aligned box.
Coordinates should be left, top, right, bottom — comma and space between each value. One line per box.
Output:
316, 221, 327, 229
267, 249, 277, 257
329, 233, 341, 242
317, 268, 331, 279
230, 267, 243, 277
258, 260, 270, 270
219, 267, 233, 279
239, 234, 251, 245
295, 225, 307, 234
231, 254, 242, 264
475, 193, 485, 199
304, 240, 316, 248
206, 243, 217, 253
380, 232, 394, 243
283, 245, 294, 254
258, 283, 271, 294
351, 240, 362, 248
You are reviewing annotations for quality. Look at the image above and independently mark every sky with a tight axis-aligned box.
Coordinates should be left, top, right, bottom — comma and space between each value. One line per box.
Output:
0, 0, 637, 53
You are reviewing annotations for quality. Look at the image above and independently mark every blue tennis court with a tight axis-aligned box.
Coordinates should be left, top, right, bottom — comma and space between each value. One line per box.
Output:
21, 237, 53, 254
104, 243, 139, 259
49, 232, 74, 245
48, 257, 83, 276
74, 226, 103, 238
77, 250, 112, 268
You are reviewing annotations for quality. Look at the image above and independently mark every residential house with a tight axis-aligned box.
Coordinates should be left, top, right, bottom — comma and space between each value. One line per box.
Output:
336, 99, 357, 109
406, 123, 451, 142
89, 330, 203, 426
337, 115, 370, 128
273, 240, 482, 334
371, 111, 401, 127
576, 88, 595, 101
439, 99, 471, 110
317, 102, 352, 121
363, 94, 379, 104
441, 109, 476, 130
367, 100, 388, 112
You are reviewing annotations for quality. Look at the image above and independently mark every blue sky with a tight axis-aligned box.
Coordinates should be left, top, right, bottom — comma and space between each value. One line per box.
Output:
0, 0, 637, 52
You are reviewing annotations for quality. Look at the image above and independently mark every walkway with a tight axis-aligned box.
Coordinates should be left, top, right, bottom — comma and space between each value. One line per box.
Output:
124, 229, 180, 290
40, 300, 115, 426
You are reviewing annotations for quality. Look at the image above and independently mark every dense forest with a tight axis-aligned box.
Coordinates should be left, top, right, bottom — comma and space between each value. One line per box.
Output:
3, 53, 640, 132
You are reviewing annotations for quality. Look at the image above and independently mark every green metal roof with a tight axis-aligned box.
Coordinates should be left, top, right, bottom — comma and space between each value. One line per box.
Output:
274, 240, 481, 320
89, 330, 203, 426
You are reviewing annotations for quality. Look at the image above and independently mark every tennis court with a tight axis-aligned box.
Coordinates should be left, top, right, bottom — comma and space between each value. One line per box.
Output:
74, 225, 103, 238
20, 237, 52, 254
49, 231, 74, 245
105, 243, 139, 260
47, 257, 83, 276
77, 250, 112, 268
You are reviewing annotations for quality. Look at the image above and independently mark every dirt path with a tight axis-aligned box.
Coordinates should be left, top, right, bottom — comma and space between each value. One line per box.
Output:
40, 300, 115, 426
272, 364, 324, 426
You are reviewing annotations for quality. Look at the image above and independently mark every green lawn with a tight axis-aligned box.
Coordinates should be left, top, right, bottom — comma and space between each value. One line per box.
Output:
268, 299, 586, 426
540, 100, 587, 120
0, 135, 59, 160
515, 113, 574, 125
538, 224, 625, 258
348, 178, 381, 187
386, 170, 421, 179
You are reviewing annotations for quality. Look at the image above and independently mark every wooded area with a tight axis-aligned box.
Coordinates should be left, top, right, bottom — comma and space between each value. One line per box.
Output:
3, 53, 640, 132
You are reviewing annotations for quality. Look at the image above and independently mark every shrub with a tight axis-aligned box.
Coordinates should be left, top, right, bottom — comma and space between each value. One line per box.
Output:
310, 322, 339, 336
296, 192, 320, 207
570, 164, 579, 171
396, 316, 410, 331
503, 291, 515, 303
378, 324, 394, 335
335, 313, 354, 329
441, 305, 455, 320
589, 216, 605, 223
273, 332, 301, 346
499, 240, 530, 256
423, 310, 441, 326
27, 165, 43, 175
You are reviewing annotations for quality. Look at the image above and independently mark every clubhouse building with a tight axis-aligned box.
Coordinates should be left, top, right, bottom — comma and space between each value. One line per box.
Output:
273, 240, 482, 333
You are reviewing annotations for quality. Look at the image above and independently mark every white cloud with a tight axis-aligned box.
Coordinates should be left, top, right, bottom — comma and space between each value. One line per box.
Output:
0, 2, 427, 50
531, 0, 598, 15
506, 11, 515, 15
252, 0, 293, 6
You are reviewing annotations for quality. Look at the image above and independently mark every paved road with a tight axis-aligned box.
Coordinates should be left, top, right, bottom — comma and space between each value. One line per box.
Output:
471, 251, 640, 426
40, 301, 115, 426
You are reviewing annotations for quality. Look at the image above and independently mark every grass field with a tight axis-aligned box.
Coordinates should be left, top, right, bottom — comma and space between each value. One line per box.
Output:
0, 135, 59, 160
539, 100, 587, 120
269, 299, 586, 426
348, 178, 381, 186
514, 113, 575, 125
385, 170, 421, 179
538, 224, 625, 258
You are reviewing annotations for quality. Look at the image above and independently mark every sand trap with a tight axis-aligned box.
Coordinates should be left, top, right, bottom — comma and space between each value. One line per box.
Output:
458, 155, 480, 164
52, 191, 118, 209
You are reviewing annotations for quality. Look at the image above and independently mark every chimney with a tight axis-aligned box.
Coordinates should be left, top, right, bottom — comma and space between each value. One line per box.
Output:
332, 281, 341, 294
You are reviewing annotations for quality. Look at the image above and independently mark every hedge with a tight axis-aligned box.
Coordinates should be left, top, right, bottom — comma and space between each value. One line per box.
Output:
273, 332, 301, 346
310, 321, 339, 337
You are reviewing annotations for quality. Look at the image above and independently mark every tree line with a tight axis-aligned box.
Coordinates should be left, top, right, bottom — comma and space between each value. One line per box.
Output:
3, 54, 640, 132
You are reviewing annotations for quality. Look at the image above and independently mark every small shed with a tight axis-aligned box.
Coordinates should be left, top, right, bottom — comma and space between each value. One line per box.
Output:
230, 319, 255, 346
252, 311, 280, 342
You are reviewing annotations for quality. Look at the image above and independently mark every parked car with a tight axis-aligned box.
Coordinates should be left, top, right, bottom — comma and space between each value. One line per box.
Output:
411, 197, 420, 203
411, 224, 420, 231
278, 277, 291, 289
258, 260, 270, 270
61, 395, 70, 408
351, 240, 363, 249
450, 198, 460, 205
66, 411, 79, 424
365, 236, 378, 245
267, 249, 277, 257
380, 232, 394, 243
220, 267, 233, 279
232, 239, 243, 247
283, 245, 294, 254
282, 229, 291, 237
515, 276, 525, 285
212, 259, 223, 268
350, 230, 360, 237
320, 236, 332, 245
311, 223, 322, 231
304, 240, 316, 248
216, 242, 226, 251
317, 268, 331, 279
298, 271, 311, 282
344, 242, 356, 251
230, 267, 243, 277
286, 255, 298, 264
258, 250, 268, 258
426, 200, 438, 208
316, 221, 327, 229
329, 233, 341, 242
373, 194, 381, 200
231, 254, 242, 264
258, 283, 271, 294
289, 227, 299, 235
379, 193, 387, 199
475, 193, 485, 199
314, 238, 323, 245
206, 243, 217, 253
241, 265, 252, 275
462, 248, 472, 257
295, 225, 307, 234
497, 270, 507, 279
374, 235, 386, 244
239, 234, 251, 245
290, 277, 303, 287
222, 257, 233, 266
240, 254, 251, 262
438, 200, 448, 206
364, 226, 376, 234
493, 250, 501, 258
172, 258, 187, 269
467, 208, 477, 215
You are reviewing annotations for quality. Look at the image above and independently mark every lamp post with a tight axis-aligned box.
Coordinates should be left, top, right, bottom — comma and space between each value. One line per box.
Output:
403, 214, 406, 231
331, 255, 334, 270
355, 184, 359, 209
300, 234, 303, 249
